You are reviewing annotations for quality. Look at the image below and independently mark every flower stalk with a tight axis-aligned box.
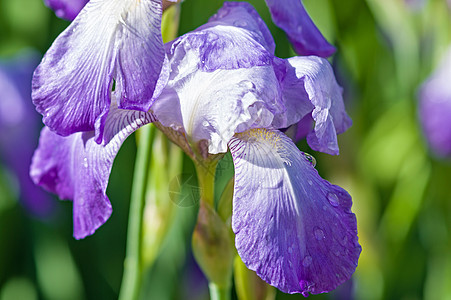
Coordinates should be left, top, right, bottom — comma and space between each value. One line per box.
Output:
192, 159, 234, 300
118, 124, 155, 300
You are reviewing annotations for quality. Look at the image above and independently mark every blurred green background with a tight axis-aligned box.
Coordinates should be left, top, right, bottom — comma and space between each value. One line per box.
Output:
1, 0, 451, 299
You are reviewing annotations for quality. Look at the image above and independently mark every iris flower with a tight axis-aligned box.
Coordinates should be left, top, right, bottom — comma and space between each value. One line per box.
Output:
31, 1, 360, 296
419, 47, 451, 157
34, 0, 333, 139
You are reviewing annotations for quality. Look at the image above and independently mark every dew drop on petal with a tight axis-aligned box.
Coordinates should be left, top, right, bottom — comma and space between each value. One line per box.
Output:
327, 192, 339, 207
307, 179, 313, 186
83, 157, 88, 168
234, 20, 247, 27
303, 153, 316, 167
302, 255, 312, 267
314, 227, 325, 240
202, 120, 209, 127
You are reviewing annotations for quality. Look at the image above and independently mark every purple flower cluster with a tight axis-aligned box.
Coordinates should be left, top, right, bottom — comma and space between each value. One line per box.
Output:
31, 0, 360, 296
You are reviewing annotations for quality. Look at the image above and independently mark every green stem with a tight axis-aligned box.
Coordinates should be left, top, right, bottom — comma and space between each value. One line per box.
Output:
209, 282, 231, 300
118, 125, 155, 300
195, 160, 218, 207
193, 159, 233, 300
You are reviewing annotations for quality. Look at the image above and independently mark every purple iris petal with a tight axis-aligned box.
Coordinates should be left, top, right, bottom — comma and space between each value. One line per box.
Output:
208, 2, 276, 54
33, 0, 167, 141
229, 129, 360, 295
271, 57, 314, 129
44, 0, 88, 21
419, 48, 451, 157
279, 56, 351, 155
265, 0, 335, 57
165, 2, 274, 72
0, 51, 54, 216
30, 103, 154, 239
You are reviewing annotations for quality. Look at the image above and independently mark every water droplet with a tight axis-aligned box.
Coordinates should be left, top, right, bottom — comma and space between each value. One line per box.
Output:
83, 157, 88, 168
234, 20, 248, 27
327, 192, 339, 207
322, 205, 327, 211
307, 180, 313, 186
314, 227, 325, 240
202, 120, 209, 127
297, 25, 303, 33
302, 256, 312, 267
303, 153, 316, 167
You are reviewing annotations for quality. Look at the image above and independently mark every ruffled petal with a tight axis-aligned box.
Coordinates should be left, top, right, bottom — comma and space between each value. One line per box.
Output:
44, 0, 88, 21
265, 0, 335, 57
165, 2, 274, 72
279, 56, 351, 155
30, 103, 154, 239
153, 64, 284, 154
229, 129, 361, 295
33, 0, 166, 140
208, 2, 275, 54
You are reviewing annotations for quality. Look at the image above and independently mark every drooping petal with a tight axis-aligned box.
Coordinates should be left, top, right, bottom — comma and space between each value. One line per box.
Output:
33, 0, 166, 140
165, 2, 274, 73
30, 102, 154, 239
265, 0, 335, 57
153, 64, 284, 154
229, 129, 361, 295
44, 0, 88, 21
419, 48, 451, 157
278, 56, 351, 155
